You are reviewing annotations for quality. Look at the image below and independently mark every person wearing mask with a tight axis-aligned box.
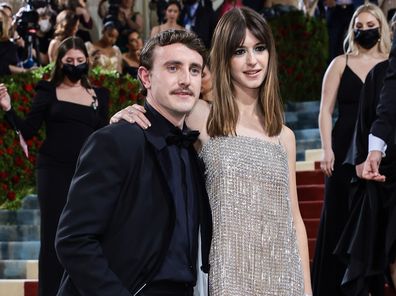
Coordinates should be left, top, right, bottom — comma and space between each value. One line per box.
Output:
36, 6, 56, 66
315, 4, 391, 295
112, 8, 313, 296
54, 30, 212, 296
334, 15, 396, 295
0, 36, 109, 296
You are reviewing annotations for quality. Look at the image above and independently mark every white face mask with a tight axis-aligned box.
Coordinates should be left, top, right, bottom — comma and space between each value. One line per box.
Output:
39, 19, 51, 33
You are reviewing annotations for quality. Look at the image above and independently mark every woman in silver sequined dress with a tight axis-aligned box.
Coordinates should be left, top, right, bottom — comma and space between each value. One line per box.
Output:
112, 7, 312, 296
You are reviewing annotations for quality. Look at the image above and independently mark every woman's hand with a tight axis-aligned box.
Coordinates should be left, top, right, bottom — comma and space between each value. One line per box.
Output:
0, 84, 11, 112
320, 148, 335, 177
110, 104, 151, 129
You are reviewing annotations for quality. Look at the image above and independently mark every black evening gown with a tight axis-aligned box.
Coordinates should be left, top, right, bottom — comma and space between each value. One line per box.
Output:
312, 59, 364, 296
4, 80, 109, 296
0, 40, 18, 76
334, 60, 396, 296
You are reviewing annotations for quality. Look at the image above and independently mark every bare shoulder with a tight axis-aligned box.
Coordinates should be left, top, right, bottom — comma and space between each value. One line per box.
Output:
279, 125, 296, 153
328, 54, 347, 73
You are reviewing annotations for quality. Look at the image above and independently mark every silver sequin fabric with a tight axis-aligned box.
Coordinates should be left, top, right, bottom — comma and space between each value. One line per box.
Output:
200, 136, 304, 296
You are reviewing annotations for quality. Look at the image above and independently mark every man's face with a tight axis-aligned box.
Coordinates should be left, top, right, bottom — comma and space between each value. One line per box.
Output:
139, 43, 203, 124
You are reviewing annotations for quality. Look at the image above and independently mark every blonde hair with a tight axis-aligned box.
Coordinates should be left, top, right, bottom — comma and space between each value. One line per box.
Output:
344, 3, 391, 54
207, 7, 283, 137
0, 8, 11, 40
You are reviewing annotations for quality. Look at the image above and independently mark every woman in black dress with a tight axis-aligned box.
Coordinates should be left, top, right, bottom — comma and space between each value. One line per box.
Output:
314, 4, 391, 295
0, 36, 109, 296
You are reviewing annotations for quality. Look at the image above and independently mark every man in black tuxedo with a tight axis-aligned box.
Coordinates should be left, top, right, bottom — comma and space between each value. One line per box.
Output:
363, 36, 396, 181
55, 29, 212, 296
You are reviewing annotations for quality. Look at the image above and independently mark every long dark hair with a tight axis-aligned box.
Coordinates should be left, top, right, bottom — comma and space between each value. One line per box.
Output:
207, 7, 284, 137
50, 36, 91, 88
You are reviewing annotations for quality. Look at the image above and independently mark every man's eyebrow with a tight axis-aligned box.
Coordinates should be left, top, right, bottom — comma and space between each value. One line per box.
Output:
163, 61, 203, 70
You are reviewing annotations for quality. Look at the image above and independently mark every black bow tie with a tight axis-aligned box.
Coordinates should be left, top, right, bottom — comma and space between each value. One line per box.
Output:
166, 129, 200, 148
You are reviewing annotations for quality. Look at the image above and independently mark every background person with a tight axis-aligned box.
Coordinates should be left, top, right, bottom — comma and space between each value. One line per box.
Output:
150, 0, 184, 37
0, 36, 109, 296
314, 4, 390, 295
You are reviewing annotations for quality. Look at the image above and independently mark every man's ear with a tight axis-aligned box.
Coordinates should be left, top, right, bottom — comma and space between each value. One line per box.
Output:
138, 66, 151, 89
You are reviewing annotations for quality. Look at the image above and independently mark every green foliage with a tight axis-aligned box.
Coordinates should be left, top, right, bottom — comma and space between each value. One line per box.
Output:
0, 66, 141, 209
269, 11, 328, 102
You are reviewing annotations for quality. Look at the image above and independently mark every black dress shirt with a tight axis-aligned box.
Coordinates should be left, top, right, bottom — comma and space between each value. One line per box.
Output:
145, 103, 199, 284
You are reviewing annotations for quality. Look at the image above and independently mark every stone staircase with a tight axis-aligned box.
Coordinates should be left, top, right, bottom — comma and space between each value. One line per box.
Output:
285, 100, 322, 161
1, 100, 395, 295
0, 195, 39, 296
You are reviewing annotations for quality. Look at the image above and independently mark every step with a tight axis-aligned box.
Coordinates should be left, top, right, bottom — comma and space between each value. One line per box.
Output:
0, 260, 37, 280
299, 200, 323, 219
21, 196, 39, 210
294, 128, 320, 141
296, 138, 322, 152
297, 184, 324, 201
303, 218, 320, 239
0, 210, 40, 226
296, 161, 315, 171
0, 280, 37, 296
0, 242, 39, 260
0, 226, 40, 241
296, 170, 324, 185
285, 100, 320, 112
305, 149, 323, 162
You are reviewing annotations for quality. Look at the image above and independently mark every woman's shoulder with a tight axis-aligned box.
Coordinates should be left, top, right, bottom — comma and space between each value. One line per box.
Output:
279, 125, 296, 149
36, 80, 55, 92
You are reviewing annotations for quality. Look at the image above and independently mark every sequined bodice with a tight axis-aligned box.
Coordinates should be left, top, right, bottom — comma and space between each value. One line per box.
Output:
200, 136, 304, 296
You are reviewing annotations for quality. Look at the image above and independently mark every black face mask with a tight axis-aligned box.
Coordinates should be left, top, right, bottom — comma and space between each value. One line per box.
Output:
354, 28, 380, 50
61, 63, 88, 83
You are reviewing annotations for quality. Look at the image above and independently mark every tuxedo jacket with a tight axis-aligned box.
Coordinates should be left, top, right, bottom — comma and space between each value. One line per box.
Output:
370, 36, 396, 145
55, 118, 212, 296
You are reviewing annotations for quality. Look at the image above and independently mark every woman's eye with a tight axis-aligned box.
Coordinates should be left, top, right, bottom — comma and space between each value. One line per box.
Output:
255, 45, 267, 52
234, 48, 246, 56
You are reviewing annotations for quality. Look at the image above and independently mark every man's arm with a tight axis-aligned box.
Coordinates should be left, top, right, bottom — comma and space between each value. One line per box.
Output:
370, 37, 396, 144
55, 126, 134, 296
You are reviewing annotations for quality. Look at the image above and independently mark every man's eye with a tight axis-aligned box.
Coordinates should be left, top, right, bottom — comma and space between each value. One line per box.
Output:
191, 68, 201, 76
167, 65, 177, 72
234, 48, 246, 56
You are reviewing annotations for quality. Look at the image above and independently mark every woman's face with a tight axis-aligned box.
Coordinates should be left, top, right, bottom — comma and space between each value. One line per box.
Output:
103, 27, 119, 46
201, 66, 212, 96
127, 32, 140, 51
165, 4, 180, 22
354, 11, 380, 30
61, 48, 86, 66
230, 29, 269, 94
